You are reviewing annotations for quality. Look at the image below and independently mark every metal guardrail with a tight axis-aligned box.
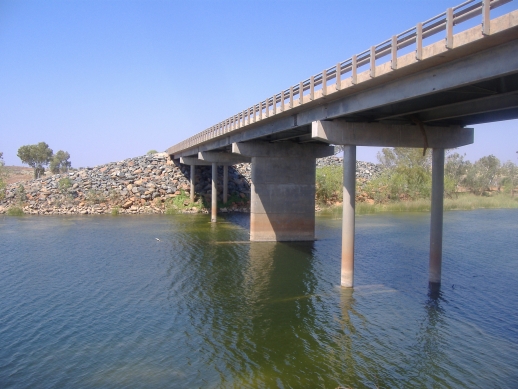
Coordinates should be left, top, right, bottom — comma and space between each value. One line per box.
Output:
169, 0, 513, 155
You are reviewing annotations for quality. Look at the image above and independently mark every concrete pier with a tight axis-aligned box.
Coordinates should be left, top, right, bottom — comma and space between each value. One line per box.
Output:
429, 148, 445, 285
211, 162, 217, 223
223, 165, 228, 204
341, 145, 356, 288
313, 120, 474, 286
190, 164, 195, 203
233, 142, 333, 241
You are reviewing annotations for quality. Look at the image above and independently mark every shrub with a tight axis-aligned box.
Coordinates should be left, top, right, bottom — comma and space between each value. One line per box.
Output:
7, 206, 24, 216
111, 207, 120, 216
58, 177, 72, 192
85, 190, 106, 204
316, 166, 342, 205
164, 191, 200, 214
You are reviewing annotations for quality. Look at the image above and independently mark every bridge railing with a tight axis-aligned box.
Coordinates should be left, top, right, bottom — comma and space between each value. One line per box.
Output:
169, 0, 513, 155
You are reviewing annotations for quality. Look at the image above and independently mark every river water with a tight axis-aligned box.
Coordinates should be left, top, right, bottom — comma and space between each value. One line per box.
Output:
0, 209, 517, 388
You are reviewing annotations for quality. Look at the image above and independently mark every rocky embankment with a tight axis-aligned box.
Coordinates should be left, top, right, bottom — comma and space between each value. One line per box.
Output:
0, 154, 381, 215
316, 156, 383, 183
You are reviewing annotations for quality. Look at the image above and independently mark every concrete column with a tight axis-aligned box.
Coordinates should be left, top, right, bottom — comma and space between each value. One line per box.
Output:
341, 145, 356, 288
250, 156, 316, 241
232, 142, 334, 241
429, 148, 445, 285
211, 162, 217, 222
190, 164, 195, 203
223, 165, 228, 204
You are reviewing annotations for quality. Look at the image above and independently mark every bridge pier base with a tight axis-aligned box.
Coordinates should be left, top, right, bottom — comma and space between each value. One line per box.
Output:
430, 148, 445, 285
341, 145, 356, 288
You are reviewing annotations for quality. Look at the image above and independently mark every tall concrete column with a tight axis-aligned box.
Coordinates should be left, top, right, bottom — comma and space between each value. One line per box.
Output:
223, 165, 228, 204
232, 142, 334, 241
429, 148, 445, 285
190, 164, 195, 203
341, 145, 356, 288
211, 162, 217, 222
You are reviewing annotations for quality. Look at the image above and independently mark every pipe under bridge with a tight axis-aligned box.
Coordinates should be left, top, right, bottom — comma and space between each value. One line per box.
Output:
167, 0, 518, 288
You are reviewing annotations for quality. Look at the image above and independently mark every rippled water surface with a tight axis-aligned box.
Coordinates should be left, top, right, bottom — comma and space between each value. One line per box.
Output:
1, 210, 517, 388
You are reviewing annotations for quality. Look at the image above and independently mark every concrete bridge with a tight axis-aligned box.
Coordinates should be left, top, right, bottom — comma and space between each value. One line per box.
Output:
167, 0, 518, 288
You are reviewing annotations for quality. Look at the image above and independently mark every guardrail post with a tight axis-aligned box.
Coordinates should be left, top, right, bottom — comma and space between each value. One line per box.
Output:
299, 81, 304, 105
280, 91, 285, 112
416, 22, 423, 60
352, 55, 357, 84
336, 63, 341, 90
391, 35, 397, 70
446, 7, 453, 49
289, 86, 294, 108
310, 76, 314, 100
370, 46, 376, 78
482, 0, 490, 35
322, 70, 327, 96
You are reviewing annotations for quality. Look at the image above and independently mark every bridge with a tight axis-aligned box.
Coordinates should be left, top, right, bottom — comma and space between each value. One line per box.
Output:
167, 0, 518, 288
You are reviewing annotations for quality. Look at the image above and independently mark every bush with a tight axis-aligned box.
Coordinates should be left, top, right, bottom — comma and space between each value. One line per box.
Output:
111, 207, 120, 216
58, 177, 72, 192
7, 206, 24, 216
316, 166, 343, 205
85, 190, 106, 205
164, 191, 193, 214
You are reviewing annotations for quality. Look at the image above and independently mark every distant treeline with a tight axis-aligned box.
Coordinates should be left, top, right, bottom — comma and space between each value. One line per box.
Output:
316, 148, 518, 205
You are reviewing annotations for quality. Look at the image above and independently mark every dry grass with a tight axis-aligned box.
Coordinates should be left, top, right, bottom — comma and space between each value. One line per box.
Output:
350, 193, 518, 215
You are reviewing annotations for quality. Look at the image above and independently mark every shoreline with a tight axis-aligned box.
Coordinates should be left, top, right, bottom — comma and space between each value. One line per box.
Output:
318, 193, 518, 215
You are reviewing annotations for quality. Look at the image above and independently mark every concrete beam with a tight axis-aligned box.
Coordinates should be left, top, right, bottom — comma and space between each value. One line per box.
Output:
198, 151, 251, 164
419, 93, 518, 123
312, 120, 474, 148
180, 157, 212, 166
232, 141, 334, 158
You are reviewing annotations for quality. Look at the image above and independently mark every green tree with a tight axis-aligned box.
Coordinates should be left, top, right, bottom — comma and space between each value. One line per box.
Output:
49, 150, 71, 174
501, 161, 518, 197
378, 147, 431, 170
444, 152, 471, 197
465, 154, 501, 194
17, 142, 53, 178
366, 148, 432, 202
147, 149, 158, 155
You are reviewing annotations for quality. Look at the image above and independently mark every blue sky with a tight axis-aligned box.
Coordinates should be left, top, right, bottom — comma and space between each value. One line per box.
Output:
1, 0, 516, 168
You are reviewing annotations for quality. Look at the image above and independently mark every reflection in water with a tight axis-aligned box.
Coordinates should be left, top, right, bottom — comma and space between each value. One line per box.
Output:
412, 286, 449, 387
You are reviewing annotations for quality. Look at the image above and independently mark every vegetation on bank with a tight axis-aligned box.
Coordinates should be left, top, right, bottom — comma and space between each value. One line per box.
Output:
163, 190, 250, 214
316, 147, 518, 212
